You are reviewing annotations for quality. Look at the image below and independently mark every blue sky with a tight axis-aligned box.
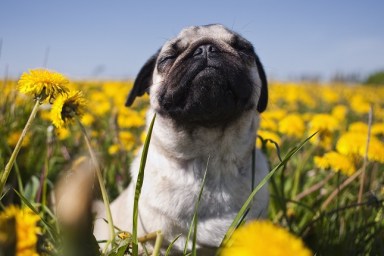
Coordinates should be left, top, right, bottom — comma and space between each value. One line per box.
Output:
1, 1, 383, 81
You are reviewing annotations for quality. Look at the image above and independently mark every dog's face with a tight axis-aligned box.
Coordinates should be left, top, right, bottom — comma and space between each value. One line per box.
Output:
126, 24, 268, 127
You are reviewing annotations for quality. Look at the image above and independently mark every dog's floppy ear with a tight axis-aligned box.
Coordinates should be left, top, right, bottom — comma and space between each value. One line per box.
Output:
254, 55, 268, 113
125, 50, 160, 106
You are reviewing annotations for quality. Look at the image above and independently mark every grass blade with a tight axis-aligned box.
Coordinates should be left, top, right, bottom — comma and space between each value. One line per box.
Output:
220, 132, 317, 247
132, 114, 156, 255
165, 234, 182, 256
183, 156, 210, 255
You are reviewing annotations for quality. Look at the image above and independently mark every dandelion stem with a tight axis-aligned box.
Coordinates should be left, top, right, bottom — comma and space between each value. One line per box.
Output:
76, 119, 115, 247
0, 100, 40, 195
137, 231, 158, 243
151, 231, 163, 256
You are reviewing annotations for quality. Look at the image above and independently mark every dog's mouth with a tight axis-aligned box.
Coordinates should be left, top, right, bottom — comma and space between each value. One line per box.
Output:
157, 55, 254, 127
193, 66, 217, 79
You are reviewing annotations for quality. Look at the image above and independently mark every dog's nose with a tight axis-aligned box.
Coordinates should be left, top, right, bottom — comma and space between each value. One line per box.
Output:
193, 44, 218, 57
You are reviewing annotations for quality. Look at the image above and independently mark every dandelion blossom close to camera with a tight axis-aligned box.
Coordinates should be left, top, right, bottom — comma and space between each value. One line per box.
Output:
51, 90, 87, 128
18, 69, 69, 103
1, 69, 71, 194
0, 205, 41, 256
220, 220, 312, 256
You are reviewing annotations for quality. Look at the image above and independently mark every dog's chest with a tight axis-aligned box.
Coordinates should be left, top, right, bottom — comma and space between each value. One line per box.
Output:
141, 153, 253, 222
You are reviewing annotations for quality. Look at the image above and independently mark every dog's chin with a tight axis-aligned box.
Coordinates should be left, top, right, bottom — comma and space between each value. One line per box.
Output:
157, 67, 254, 128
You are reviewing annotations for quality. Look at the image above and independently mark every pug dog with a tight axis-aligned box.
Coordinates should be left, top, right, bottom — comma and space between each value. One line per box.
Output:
93, 24, 269, 254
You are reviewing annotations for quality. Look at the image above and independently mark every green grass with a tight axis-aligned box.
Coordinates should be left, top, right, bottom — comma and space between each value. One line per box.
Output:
1, 79, 383, 255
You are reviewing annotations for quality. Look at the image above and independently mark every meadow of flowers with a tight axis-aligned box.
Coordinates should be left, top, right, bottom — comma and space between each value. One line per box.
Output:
0, 69, 383, 255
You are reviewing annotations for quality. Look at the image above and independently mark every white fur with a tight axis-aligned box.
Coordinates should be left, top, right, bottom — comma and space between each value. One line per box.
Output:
94, 110, 269, 253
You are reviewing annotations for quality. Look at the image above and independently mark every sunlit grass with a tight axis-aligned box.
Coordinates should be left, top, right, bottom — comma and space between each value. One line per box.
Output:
0, 74, 383, 255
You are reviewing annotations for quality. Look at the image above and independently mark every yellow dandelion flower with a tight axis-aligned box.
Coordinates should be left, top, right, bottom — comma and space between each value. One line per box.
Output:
1, 81, 16, 103
139, 108, 148, 118
0, 205, 41, 256
309, 114, 340, 149
119, 131, 136, 151
280, 84, 316, 110
301, 112, 313, 122
261, 109, 287, 121
140, 130, 149, 144
260, 118, 278, 132
81, 113, 95, 126
350, 95, 371, 114
51, 90, 87, 129
108, 144, 120, 155
372, 123, 384, 136
375, 107, 384, 122
18, 69, 69, 103
89, 92, 111, 116
278, 113, 305, 138
314, 151, 356, 176
7, 131, 30, 147
102, 81, 131, 107
366, 138, 384, 163
308, 129, 334, 150
257, 130, 281, 150
309, 114, 340, 133
39, 110, 51, 121
118, 108, 145, 128
1, 70, 69, 193
321, 87, 340, 104
337, 132, 365, 156
90, 130, 99, 138
55, 127, 71, 140
259, 109, 287, 132
336, 132, 384, 163
117, 231, 132, 240
349, 122, 369, 134
221, 220, 312, 256
331, 104, 348, 121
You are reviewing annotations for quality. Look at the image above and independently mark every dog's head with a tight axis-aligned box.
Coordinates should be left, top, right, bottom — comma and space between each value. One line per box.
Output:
126, 24, 268, 127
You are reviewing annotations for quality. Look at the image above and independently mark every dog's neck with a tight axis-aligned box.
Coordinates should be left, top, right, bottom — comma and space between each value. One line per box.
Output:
146, 108, 259, 165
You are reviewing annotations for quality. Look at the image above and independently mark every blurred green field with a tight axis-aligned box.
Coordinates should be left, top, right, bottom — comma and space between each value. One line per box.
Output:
1, 77, 383, 255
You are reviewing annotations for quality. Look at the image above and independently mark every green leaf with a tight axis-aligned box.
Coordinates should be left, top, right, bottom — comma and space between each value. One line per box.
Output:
165, 234, 182, 256
23, 175, 40, 202
132, 114, 156, 255
107, 242, 129, 256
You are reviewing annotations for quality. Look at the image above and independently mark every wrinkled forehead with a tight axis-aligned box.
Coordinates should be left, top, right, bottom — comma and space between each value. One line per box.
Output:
162, 24, 235, 51
178, 24, 233, 42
